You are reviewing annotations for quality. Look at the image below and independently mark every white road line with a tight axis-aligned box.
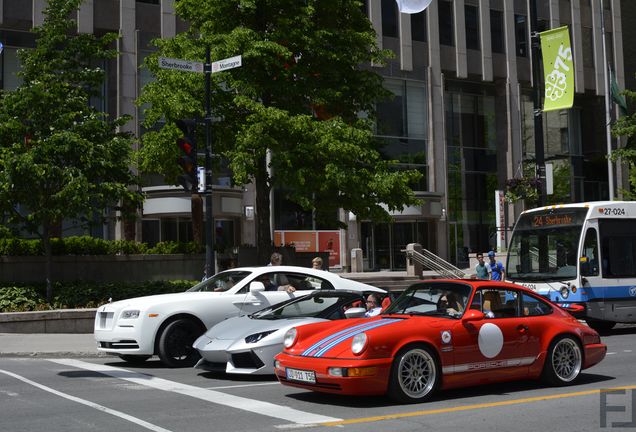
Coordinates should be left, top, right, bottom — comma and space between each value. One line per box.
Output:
49, 359, 341, 425
205, 381, 280, 390
607, 352, 616, 355
0, 368, 173, 432
624, 350, 633, 353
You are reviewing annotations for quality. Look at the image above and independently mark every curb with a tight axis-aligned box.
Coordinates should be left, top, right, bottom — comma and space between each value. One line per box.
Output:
0, 309, 96, 334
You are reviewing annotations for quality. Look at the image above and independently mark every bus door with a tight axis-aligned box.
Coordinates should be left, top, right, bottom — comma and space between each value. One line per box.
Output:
579, 222, 604, 320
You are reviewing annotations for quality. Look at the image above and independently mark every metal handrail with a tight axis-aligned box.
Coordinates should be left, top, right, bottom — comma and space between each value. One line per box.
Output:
404, 248, 469, 279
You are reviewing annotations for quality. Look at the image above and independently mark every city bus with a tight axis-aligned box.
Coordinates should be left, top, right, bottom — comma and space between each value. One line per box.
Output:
506, 201, 636, 332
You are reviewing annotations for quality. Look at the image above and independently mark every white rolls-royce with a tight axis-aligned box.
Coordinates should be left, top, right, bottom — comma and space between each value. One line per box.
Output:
94, 265, 384, 367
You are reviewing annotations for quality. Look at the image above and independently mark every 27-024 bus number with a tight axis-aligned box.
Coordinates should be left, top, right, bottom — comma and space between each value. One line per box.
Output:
600, 207, 626, 216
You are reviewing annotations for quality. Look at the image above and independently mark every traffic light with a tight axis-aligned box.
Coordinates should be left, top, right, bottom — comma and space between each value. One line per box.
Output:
176, 119, 197, 193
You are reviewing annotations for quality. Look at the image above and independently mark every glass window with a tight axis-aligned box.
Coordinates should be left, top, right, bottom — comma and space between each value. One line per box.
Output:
521, 293, 552, 316
471, 289, 518, 318
376, 79, 428, 139
465, 5, 480, 50
515, 14, 528, 57
580, 228, 599, 277
582, 26, 594, 68
381, 0, 398, 38
490, 10, 505, 54
411, 11, 427, 42
2, 47, 24, 91
599, 220, 636, 278
439, 0, 454, 46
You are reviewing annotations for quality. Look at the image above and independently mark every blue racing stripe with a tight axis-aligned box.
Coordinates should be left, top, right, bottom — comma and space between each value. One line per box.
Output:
301, 320, 387, 356
302, 319, 402, 358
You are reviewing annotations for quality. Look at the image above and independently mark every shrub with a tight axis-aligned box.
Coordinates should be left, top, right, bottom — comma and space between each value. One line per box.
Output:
0, 280, 197, 311
0, 236, 199, 256
0, 286, 48, 312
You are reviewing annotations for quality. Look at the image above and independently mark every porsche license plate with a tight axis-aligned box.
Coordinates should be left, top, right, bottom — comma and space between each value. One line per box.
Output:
286, 368, 316, 384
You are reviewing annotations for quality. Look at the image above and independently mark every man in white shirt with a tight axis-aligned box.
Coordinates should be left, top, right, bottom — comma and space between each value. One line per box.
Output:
365, 293, 383, 317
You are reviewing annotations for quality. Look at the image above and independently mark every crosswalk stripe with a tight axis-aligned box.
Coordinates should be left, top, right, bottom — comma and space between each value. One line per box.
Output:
0, 368, 174, 432
49, 359, 341, 425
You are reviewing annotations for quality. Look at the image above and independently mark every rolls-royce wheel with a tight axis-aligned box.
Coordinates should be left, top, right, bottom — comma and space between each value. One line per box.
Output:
157, 318, 202, 368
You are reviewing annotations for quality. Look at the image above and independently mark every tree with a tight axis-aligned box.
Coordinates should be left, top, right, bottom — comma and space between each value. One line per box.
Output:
612, 87, 636, 199
0, 0, 141, 302
138, 0, 421, 262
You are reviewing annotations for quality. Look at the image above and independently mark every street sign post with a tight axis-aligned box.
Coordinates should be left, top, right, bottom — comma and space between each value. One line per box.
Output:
159, 52, 242, 278
158, 56, 204, 73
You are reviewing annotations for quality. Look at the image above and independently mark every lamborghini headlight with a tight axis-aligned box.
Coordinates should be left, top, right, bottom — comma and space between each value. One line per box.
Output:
245, 330, 277, 344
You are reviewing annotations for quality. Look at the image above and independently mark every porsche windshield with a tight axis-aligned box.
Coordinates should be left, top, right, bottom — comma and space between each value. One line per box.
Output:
384, 282, 471, 318
507, 209, 587, 282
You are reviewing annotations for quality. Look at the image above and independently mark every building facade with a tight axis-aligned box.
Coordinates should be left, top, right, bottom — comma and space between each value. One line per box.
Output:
0, 0, 631, 270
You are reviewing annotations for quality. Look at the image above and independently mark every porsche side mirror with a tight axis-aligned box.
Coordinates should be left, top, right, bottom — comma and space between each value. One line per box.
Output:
462, 309, 485, 324
344, 307, 367, 318
249, 281, 266, 293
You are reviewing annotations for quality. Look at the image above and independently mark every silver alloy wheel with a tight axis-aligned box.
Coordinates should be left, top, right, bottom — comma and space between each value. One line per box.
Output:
397, 348, 437, 399
551, 338, 582, 382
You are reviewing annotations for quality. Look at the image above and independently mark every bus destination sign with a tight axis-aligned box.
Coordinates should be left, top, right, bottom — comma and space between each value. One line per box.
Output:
532, 213, 575, 227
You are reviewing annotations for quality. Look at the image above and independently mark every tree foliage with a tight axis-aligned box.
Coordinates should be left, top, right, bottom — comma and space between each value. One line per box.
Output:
612, 87, 636, 200
0, 0, 140, 301
138, 0, 422, 256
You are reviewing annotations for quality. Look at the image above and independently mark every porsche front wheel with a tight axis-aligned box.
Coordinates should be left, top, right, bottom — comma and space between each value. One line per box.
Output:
542, 335, 583, 386
388, 345, 440, 403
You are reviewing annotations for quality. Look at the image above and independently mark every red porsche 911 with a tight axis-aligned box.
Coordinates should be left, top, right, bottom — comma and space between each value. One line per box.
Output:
274, 280, 606, 403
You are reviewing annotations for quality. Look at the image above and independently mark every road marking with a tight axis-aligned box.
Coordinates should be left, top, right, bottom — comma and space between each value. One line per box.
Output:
0, 368, 173, 432
624, 350, 633, 353
317, 385, 636, 427
607, 352, 616, 355
49, 359, 340, 425
205, 381, 280, 390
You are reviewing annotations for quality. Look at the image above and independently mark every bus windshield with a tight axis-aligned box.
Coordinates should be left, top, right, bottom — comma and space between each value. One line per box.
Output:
507, 209, 588, 282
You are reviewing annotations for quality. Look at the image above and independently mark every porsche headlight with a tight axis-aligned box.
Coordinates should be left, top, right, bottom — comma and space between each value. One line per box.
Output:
121, 310, 140, 319
245, 330, 277, 344
351, 332, 368, 355
283, 328, 298, 348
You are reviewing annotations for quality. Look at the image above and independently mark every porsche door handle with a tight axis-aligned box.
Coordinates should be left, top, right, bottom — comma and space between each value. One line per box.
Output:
517, 324, 529, 334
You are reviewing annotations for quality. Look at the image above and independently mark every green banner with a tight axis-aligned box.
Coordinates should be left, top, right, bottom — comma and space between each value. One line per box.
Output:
540, 26, 574, 112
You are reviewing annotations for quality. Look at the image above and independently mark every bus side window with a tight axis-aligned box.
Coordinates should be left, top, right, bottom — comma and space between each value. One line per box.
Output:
580, 228, 599, 277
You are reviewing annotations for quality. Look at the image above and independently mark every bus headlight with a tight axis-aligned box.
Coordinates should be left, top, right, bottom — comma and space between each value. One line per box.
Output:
560, 286, 570, 299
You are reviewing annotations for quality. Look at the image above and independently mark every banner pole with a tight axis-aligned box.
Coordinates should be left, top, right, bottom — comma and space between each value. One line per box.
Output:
530, 0, 546, 207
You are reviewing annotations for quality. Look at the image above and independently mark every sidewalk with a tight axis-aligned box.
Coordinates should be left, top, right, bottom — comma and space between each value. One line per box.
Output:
0, 333, 104, 358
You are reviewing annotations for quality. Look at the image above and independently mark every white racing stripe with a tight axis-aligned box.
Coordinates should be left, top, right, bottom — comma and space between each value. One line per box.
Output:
0, 368, 173, 432
49, 359, 341, 425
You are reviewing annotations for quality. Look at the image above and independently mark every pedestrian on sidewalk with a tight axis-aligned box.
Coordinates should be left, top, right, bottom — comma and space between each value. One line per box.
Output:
487, 250, 506, 281
475, 253, 491, 280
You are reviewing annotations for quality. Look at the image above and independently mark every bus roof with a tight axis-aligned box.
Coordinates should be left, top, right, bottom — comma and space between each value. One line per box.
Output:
520, 201, 636, 217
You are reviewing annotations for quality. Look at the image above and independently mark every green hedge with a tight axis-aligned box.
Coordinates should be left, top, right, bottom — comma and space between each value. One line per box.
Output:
0, 236, 204, 256
0, 280, 197, 312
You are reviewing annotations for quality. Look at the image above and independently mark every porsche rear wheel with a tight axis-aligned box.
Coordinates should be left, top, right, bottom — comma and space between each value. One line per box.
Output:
157, 318, 202, 368
542, 335, 583, 386
388, 345, 439, 403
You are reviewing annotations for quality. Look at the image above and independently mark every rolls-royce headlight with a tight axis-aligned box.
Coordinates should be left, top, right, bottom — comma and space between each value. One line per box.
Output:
245, 330, 277, 344
351, 332, 368, 355
283, 328, 298, 348
121, 310, 140, 319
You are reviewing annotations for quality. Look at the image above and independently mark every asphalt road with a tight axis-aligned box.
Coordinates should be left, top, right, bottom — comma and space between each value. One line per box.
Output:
1, 327, 635, 432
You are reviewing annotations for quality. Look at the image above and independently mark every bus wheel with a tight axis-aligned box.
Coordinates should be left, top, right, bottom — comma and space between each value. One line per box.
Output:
585, 320, 616, 334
